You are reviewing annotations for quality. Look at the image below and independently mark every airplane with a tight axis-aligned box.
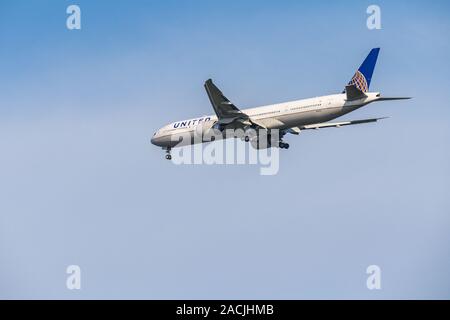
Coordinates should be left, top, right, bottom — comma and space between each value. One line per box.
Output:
151, 48, 410, 160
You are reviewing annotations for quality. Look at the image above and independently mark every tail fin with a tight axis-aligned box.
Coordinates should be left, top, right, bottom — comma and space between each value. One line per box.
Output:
346, 48, 380, 93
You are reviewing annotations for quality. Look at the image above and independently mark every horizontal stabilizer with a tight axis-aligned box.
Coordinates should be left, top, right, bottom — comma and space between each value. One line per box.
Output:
377, 97, 412, 101
301, 117, 388, 130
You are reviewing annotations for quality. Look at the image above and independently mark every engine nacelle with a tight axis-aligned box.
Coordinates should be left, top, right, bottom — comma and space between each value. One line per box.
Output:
250, 134, 274, 150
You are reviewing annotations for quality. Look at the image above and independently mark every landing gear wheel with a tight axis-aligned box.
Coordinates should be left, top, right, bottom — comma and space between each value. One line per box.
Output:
244, 136, 250, 142
284, 143, 290, 149
164, 147, 172, 160
279, 142, 290, 149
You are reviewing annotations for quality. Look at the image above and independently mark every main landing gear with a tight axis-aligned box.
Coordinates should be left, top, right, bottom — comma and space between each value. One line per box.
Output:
278, 131, 289, 149
279, 141, 290, 149
164, 147, 172, 160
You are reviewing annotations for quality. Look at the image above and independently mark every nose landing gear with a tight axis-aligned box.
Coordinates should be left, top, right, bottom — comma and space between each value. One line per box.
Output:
164, 147, 172, 160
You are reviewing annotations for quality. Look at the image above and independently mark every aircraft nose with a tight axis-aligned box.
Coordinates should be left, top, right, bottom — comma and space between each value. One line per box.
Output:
151, 131, 176, 148
151, 135, 158, 146
151, 134, 166, 147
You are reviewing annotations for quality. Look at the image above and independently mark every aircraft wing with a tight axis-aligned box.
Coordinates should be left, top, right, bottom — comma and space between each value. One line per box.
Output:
204, 79, 269, 131
298, 117, 388, 130
204, 79, 248, 121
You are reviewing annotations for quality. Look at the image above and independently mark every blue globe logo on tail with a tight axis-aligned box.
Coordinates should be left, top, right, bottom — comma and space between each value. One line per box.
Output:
346, 48, 380, 93
349, 70, 369, 92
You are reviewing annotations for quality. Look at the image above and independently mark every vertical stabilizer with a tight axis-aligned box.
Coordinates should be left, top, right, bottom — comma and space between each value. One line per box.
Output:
346, 48, 380, 93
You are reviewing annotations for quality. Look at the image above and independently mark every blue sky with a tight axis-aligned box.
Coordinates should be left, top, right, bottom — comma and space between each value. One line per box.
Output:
0, 0, 449, 299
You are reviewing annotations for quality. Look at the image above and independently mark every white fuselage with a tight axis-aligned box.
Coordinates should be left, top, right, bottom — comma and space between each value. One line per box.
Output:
151, 92, 381, 148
